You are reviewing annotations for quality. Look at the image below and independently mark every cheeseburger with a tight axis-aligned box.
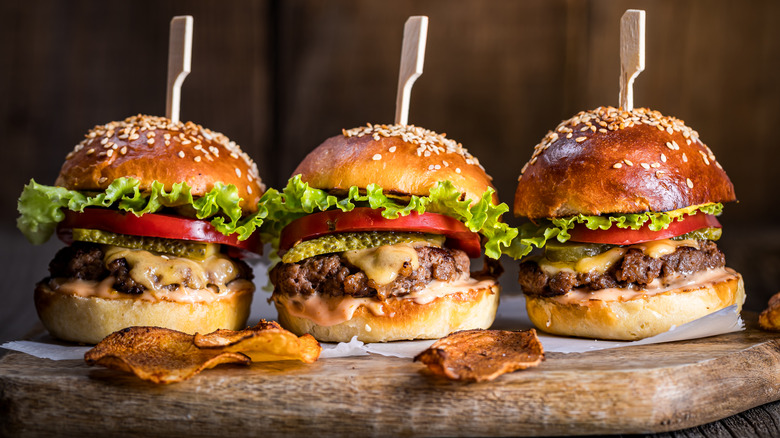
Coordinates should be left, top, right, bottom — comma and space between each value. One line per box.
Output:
17, 115, 265, 344
512, 106, 744, 340
262, 124, 515, 343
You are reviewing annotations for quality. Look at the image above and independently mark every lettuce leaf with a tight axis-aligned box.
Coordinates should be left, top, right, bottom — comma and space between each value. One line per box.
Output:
500, 203, 725, 259
17, 178, 263, 244
256, 175, 517, 260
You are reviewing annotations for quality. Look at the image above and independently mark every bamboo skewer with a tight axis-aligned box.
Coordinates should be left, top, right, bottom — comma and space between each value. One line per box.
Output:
619, 10, 645, 112
394, 16, 428, 126
166, 16, 193, 123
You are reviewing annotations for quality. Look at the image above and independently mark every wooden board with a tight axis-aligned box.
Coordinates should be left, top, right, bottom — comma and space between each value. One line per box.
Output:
2, 314, 780, 437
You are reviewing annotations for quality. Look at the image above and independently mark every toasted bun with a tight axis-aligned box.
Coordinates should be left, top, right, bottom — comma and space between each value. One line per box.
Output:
273, 282, 500, 343
524, 270, 744, 341
514, 107, 736, 219
293, 124, 496, 204
56, 115, 264, 213
34, 281, 254, 344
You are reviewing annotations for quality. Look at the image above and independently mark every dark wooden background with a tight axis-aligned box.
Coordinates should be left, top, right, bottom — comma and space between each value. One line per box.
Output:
2, 0, 779, 340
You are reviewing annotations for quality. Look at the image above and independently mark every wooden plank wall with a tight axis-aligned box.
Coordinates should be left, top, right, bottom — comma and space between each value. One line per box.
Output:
1, 0, 778, 311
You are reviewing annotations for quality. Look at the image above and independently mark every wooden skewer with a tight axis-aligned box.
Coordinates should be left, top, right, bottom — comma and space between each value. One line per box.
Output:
394, 16, 428, 126
166, 16, 193, 124
619, 10, 645, 112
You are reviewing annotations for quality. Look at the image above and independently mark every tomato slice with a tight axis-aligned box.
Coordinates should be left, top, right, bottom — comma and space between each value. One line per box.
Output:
56, 208, 262, 258
279, 207, 482, 258
567, 213, 722, 245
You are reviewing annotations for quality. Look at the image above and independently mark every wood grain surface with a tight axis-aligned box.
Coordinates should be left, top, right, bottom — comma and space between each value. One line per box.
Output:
2, 316, 780, 437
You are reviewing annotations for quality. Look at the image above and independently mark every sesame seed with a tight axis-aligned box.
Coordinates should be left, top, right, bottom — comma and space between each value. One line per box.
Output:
672, 141, 680, 150
434, 164, 441, 170
181, 139, 191, 145
230, 152, 238, 159
100, 138, 109, 145
666, 142, 675, 150
98, 177, 107, 184
656, 171, 665, 177
651, 163, 661, 168
455, 168, 461, 174
423, 151, 431, 157
247, 186, 253, 195
389, 146, 397, 153
641, 163, 650, 169
129, 134, 140, 141
575, 136, 587, 143
624, 159, 634, 166
235, 168, 242, 177
686, 139, 692, 145
372, 154, 382, 161
178, 151, 185, 158
428, 164, 434, 170
120, 146, 127, 155
194, 156, 201, 162
687, 178, 694, 188
106, 149, 114, 157
599, 128, 607, 133
147, 139, 155, 145
86, 148, 95, 155
566, 133, 573, 139
661, 153, 667, 162
682, 153, 688, 162
613, 163, 623, 169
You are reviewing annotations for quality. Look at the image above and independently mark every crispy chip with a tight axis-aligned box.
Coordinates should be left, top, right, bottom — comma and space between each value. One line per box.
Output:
194, 319, 321, 363
414, 329, 544, 382
759, 292, 780, 331
84, 327, 250, 384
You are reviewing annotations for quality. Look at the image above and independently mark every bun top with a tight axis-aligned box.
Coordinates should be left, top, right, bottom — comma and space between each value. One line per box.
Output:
514, 107, 736, 219
293, 124, 496, 203
56, 115, 264, 213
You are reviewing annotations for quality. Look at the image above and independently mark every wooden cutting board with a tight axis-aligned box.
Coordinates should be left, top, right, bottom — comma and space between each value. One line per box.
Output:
2, 314, 780, 437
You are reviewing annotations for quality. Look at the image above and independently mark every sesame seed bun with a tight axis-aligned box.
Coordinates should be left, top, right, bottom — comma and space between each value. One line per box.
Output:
293, 124, 496, 204
514, 107, 736, 219
273, 282, 500, 343
56, 114, 264, 213
524, 270, 744, 341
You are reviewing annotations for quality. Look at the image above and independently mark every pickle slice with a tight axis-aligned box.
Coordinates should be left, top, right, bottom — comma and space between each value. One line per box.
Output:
544, 241, 615, 263
282, 232, 445, 264
72, 228, 219, 260
671, 227, 722, 241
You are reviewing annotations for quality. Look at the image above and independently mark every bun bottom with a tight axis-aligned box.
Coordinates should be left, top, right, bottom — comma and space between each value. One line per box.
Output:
274, 283, 500, 343
34, 282, 254, 344
525, 271, 744, 341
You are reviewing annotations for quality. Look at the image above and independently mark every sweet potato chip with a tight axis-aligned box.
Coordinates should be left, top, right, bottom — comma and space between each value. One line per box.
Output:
759, 292, 780, 331
194, 319, 321, 363
414, 329, 544, 382
84, 327, 250, 384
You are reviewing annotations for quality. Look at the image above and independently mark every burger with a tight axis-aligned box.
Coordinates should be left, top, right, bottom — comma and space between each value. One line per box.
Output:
511, 106, 744, 340
261, 124, 515, 343
17, 114, 266, 344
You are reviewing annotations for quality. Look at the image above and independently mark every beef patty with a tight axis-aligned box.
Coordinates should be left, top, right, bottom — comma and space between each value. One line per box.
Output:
45, 241, 252, 295
518, 240, 725, 297
270, 246, 471, 300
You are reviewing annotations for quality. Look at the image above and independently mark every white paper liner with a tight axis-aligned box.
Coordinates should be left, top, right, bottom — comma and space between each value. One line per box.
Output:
0, 258, 744, 361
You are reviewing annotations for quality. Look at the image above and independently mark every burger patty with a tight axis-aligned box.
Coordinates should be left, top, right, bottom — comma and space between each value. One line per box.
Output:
518, 240, 725, 297
45, 242, 252, 295
270, 246, 471, 300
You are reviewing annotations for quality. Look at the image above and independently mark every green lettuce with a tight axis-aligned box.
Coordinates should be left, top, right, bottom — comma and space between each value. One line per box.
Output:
17, 178, 265, 245
255, 175, 518, 260
501, 203, 725, 259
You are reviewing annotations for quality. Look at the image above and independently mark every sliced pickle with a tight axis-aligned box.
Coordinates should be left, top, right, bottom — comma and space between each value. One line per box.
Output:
72, 228, 219, 260
671, 227, 722, 242
282, 232, 445, 264
544, 241, 615, 263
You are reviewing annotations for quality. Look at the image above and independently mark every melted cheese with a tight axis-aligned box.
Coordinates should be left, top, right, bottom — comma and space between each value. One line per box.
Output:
104, 246, 241, 292
551, 267, 738, 304
539, 238, 700, 276
343, 241, 435, 285
274, 275, 496, 327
